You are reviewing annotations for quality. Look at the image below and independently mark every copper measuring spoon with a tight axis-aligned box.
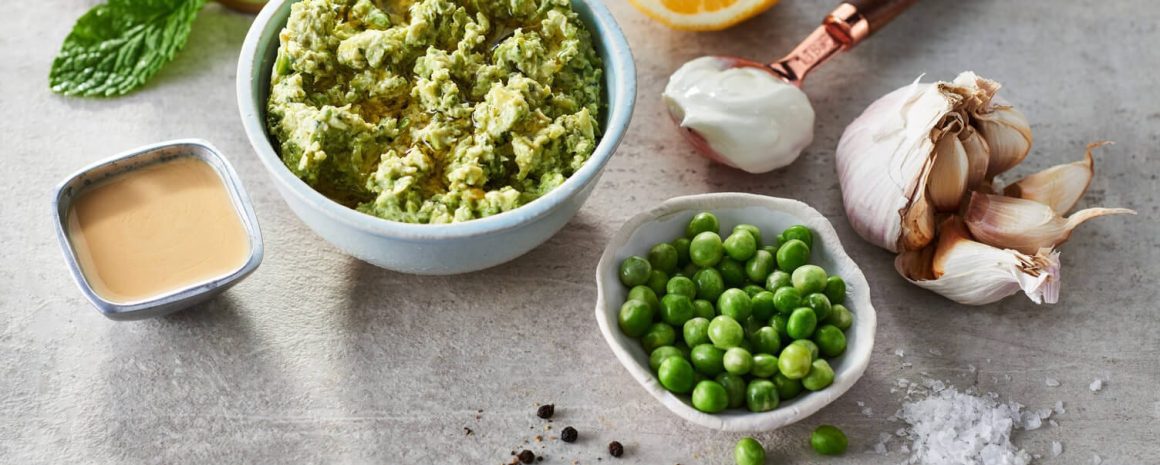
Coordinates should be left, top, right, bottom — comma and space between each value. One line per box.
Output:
673, 0, 919, 164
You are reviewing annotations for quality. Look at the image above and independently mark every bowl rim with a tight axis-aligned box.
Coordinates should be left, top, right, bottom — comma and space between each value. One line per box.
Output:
593, 193, 877, 432
236, 0, 636, 241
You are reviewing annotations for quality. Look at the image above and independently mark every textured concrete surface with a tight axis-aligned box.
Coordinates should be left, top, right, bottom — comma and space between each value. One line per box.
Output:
2, 1, 1158, 464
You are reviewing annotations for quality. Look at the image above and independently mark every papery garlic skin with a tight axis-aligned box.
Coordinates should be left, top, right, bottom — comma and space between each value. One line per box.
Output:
664, 56, 815, 173
964, 192, 1136, 254
897, 246, 1061, 305
896, 217, 1061, 305
1004, 141, 1106, 214
835, 76, 958, 252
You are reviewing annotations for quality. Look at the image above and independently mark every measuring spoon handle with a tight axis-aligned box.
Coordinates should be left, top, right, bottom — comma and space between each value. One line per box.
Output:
846, 0, 919, 34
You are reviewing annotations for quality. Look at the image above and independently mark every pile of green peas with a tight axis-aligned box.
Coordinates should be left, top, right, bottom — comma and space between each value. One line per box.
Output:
616, 212, 854, 414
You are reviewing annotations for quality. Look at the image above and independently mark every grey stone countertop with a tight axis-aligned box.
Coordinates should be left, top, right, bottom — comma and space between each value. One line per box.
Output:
2, 1, 1157, 464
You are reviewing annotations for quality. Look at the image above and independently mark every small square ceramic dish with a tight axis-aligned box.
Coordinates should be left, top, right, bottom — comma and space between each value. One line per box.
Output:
594, 193, 876, 432
52, 139, 264, 321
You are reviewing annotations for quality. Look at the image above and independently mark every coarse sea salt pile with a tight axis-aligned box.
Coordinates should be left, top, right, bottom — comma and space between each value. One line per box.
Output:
882, 378, 1055, 465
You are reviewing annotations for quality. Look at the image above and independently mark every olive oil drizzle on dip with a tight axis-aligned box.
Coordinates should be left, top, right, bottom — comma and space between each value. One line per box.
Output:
67, 157, 250, 303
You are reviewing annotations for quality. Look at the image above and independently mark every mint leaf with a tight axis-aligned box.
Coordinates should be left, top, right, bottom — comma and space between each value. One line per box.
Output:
49, 0, 206, 97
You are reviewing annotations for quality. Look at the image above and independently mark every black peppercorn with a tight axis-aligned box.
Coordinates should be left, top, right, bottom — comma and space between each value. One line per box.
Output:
518, 450, 535, 464
560, 426, 578, 443
608, 441, 624, 458
536, 404, 555, 419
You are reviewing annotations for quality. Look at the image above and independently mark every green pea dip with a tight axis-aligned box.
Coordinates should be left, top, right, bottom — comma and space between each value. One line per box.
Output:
267, 0, 604, 224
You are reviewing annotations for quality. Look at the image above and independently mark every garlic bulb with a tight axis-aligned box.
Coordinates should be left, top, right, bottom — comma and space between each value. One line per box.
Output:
836, 72, 1135, 305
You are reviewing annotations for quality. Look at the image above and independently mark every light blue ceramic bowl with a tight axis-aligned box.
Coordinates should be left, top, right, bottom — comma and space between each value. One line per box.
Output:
237, 0, 636, 275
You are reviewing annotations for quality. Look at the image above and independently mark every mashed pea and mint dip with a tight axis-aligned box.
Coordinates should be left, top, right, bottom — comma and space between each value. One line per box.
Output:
267, 0, 604, 224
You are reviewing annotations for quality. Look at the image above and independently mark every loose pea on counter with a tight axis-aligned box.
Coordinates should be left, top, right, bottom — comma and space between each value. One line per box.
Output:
616, 212, 855, 414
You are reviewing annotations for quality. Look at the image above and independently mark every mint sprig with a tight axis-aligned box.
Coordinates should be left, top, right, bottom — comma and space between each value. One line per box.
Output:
49, 0, 207, 97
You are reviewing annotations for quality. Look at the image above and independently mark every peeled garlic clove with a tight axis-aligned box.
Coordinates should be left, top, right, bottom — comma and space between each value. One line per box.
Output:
896, 217, 1061, 305
976, 104, 1033, 178
964, 192, 1135, 254
1004, 141, 1108, 214
959, 127, 990, 190
927, 134, 970, 212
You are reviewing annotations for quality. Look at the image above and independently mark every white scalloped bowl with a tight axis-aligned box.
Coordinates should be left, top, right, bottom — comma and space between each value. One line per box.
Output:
594, 193, 877, 432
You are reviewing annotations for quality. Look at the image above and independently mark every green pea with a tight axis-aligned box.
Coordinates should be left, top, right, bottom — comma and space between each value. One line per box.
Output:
750, 326, 781, 355
666, 276, 697, 299
658, 357, 695, 394
649, 346, 684, 372
824, 275, 847, 304
782, 225, 813, 249
770, 314, 789, 339
751, 291, 777, 321
761, 244, 779, 256
792, 265, 828, 294
829, 304, 853, 330
744, 250, 774, 284
660, 294, 695, 327
734, 437, 765, 465
626, 286, 659, 312
776, 239, 810, 272
673, 341, 691, 358
802, 359, 835, 391
618, 300, 653, 337
723, 230, 757, 262
723, 347, 753, 375
733, 224, 763, 246
811, 425, 848, 456
648, 243, 679, 274
772, 287, 803, 315
619, 256, 652, 287
693, 268, 725, 302
766, 270, 791, 291
683, 317, 712, 347
690, 344, 726, 376
743, 284, 766, 297
716, 373, 746, 409
672, 237, 692, 267
682, 262, 700, 278
708, 315, 744, 349
641, 323, 676, 353
751, 353, 779, 378
686, 212, 720, 239
773, 373, 803, 400
717, 289, 752, 321
743, 315, 764, 339
693, 299, 716, 319
787, 307, 818, 340
690, 232, 724, 268
691, 380, 729, 413
647, 270, 669, 296
692, 371, 707, 386
718, 257, 747, 288
805, 293, 832, 323
746, 379, 779, 412
814, 325, 847, 358
791, 339, 820, 361
778, 343, 812, 379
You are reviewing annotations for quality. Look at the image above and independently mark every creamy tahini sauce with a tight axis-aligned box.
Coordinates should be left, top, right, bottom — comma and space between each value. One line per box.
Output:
664, 56, 816, 173
67, 157, 249, 303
